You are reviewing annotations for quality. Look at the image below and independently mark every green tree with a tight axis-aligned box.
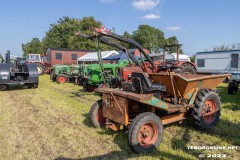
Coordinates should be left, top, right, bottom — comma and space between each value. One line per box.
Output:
42, 16, 106, 51
165, 36, 180, 53
132, 25, 165, 52
213, 44, 233, 51
190, 55, 196, 63
22, 38, 44, 57
119, 31, 134, 49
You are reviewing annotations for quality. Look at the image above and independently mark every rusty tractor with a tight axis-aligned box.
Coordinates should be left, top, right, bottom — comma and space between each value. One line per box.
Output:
89, 61, 230, 153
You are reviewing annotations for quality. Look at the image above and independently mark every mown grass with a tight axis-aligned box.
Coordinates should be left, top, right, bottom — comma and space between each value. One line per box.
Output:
0, 75, 239, 160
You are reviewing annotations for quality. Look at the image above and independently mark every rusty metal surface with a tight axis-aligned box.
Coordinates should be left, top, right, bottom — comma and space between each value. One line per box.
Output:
96, 88, 186, 112
96, 88, 152, 102
102, 93, 129, 125
161, 113, 186, 125
149, 72, 231, 98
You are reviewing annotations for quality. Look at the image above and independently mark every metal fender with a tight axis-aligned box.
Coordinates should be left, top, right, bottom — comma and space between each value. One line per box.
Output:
0, 64, 10, 84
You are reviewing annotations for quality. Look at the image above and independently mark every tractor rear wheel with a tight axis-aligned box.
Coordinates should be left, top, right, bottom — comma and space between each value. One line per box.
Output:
228, 80, 238, 95
36, 63, 45, 75
193, 89, 221, 130
89, 100, 106, 128
172, 63, 196, 74
56, 75, 67, 84
128, 112, 163, 153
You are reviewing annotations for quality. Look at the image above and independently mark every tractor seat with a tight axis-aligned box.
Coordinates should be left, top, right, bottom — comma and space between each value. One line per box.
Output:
132, 72, 166, 93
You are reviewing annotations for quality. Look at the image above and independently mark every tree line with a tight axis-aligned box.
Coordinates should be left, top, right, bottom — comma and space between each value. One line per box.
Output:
22, 16, 179, 57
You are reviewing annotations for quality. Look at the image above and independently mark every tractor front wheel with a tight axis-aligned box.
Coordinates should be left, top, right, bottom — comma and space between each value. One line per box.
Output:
36, 63, 45, 75
83, 81, 96, 92
89, 100, 106, 128
128, 112, 163, 153
228, 80, 238, 95
56, 75, 67, 84
193, 89, 221, 130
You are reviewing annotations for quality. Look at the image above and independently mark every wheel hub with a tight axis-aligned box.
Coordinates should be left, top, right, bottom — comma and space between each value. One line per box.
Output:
138, 122, 158, 147
202, 98, 217, 123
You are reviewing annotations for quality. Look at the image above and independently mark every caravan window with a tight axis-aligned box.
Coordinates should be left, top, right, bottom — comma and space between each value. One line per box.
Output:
71, 54, 77, 60
55, 53, 62, 60
231, 54, 239, 68
197, 59, 205, 67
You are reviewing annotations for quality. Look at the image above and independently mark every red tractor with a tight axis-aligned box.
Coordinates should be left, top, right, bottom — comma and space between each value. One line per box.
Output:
25, 54, 47, 75
91, 28, 196, 83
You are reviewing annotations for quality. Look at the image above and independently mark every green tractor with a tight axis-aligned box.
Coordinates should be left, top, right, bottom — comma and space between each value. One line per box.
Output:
83, 59, 130, 92
74, 63, 89, 85
76, 32, 139, 92
50, 64, 80, 84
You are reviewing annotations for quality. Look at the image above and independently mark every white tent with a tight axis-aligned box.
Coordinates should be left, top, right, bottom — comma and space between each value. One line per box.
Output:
77, 50, 119, 62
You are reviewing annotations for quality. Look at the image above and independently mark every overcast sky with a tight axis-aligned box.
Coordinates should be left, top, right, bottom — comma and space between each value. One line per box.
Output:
0, 0, 239, 56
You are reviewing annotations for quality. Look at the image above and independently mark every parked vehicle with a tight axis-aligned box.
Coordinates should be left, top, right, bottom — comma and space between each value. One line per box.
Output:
83, 60, 130, 92
89, 59, 230, 153
76, 32, 141, 91
51, 64, 80, 84
196, 50, 240, 94
0, 51, 38, 90
25, 54, 47, 75
91, 28, 197, 81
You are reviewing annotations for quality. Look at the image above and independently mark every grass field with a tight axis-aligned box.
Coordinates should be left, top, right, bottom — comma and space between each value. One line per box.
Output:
0, 75, 239, 160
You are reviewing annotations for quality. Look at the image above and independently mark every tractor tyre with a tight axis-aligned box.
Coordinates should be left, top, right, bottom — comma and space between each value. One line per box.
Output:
128, 112, 163, 153
228, 81, 238, 95
50, 71, 56, 81
172, 63, 196, 74
56, 75, 67, 84
28, 83, 38, 89
74, 77, 80, 85
89, 100, 106, 128
36, 63, 45, 75
192, 89, 221, 131
83, 81, 96, 92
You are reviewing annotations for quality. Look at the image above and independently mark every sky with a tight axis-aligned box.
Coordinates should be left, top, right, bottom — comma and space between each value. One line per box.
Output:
0, 0, 239, 56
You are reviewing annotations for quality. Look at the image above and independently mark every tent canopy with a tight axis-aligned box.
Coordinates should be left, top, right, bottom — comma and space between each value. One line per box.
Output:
103, 51, 128, 60
77, 50, 119, 62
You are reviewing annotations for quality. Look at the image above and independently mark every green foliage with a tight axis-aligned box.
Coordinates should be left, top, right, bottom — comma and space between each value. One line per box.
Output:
205, 44, 235, 52
132, 25, 165, 52
213, 44, 234, 51
165, 36, 181, 53
22, 38, 44, 57
42, 16, 107, 51
23, 16, 181, 56
190, 55, 196, 63
120, 31, 134, 49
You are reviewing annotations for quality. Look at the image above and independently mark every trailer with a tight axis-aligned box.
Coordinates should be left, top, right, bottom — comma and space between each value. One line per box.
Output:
46, 48, 95, 71
196, 50, 240, 94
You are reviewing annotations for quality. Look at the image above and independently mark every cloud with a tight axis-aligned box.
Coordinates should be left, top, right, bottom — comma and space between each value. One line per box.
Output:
132, 0, 160, 10
165, 26, 183, 31
141, 13, 161, 19
100, 0, 115, 3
